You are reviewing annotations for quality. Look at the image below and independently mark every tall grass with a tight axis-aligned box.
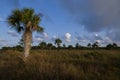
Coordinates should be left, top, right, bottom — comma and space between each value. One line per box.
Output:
0, 49, 120, 80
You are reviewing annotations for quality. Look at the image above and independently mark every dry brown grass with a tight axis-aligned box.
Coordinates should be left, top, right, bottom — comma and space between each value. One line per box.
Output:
0, 49, 120, 80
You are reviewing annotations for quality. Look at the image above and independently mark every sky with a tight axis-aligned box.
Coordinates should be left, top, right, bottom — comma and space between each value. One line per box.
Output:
0, 0, 120, 47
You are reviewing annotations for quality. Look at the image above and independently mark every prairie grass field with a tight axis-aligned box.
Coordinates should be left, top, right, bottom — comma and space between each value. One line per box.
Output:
0, 49, 120, 80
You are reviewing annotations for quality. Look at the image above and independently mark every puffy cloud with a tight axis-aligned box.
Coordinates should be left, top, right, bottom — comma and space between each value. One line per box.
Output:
7, 31, 19, 37
65, 33, 71, 42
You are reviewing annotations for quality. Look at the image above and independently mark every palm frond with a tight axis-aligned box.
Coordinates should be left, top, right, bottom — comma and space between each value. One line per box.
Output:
21, 8, 34, 24
36, 26, 44, 33
7, 9, 23, 33
7, 8, 44, 33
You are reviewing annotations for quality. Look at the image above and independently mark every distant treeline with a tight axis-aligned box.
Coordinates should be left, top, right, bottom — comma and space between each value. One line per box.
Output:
1, 41, 119, 51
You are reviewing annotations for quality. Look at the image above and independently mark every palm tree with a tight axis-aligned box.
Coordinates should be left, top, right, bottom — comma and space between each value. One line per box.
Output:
55, 38, 62, 48
7, 8, 44, 58
113, 43, 118, 48
92, 42, 99, 48
75, 43, 80, 49
63, 44, 66, 49
87, 43, 92, 48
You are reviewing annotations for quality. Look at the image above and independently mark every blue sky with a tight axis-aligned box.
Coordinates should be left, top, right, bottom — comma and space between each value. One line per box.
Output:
0, 0, 120, 47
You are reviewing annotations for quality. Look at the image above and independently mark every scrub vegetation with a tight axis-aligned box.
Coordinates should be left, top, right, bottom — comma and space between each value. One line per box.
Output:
0, 49, 120, 80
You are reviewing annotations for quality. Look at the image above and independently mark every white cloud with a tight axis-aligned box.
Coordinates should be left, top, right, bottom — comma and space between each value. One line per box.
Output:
95, 40, 101, 43
102, 37, 113, 44
0, 39, 6, 42
43, 32, 48, 38
51, 35, 58, 42
59, 0, 120, 43
33, 37, 43, 42
2, 43, 8, 47
53, 36, 57, 39
33, 32, 49, 43
0, 38, 8, 47
7, 30, 19, 37
65, 33, 71, 42
95, 33, 98, 37
33, 35, 44, 43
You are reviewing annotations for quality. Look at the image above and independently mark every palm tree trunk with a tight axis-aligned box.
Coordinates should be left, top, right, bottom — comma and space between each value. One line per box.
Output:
23, 29, 32, 58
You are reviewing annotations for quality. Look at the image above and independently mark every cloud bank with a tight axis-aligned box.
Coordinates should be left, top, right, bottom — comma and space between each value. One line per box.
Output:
59, 0, 120, 42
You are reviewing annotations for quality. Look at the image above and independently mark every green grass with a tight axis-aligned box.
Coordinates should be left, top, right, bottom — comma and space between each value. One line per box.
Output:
0, 49, 120, 80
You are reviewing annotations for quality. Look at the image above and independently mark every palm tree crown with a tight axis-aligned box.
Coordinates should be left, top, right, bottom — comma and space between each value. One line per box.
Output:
55, 38, 62, 48
7, 8, 43, 33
